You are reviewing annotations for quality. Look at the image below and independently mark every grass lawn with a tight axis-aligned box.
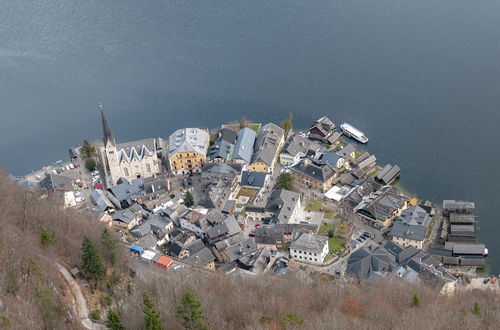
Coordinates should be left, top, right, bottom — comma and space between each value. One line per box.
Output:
248, 123, 261, 132
324, 209, 336, 219
335, 222, 352, 237
304, 198, 325, 211
305, 199, 335, 218
328, 238, 343, 252
368, 167, 381, 177
236, 188, 257, 199
318, 221, 334, 236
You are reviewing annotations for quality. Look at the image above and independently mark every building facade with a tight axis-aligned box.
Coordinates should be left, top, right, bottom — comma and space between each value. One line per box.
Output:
168, 128, 209, 175
99, 105, 161, 187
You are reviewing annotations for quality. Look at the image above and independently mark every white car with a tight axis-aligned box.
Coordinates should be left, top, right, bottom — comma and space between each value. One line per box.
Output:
91, 171, 99, 176
75, 196, 85, 203
69, 163, 75, 169
66, 165, 71, 171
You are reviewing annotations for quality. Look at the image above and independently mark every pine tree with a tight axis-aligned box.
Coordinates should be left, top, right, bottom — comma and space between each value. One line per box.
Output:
39, 225, 55, 247
472, 302, 480, 315
276, 173, 294, 191
81, 236, 106, 287
101, 228, 119, 266
184, 191, 194, 207
106, 310, 125, 330
143, 292, 163, 330
176, 291, 208, 330
81, 139, 96, 159
410, 292, 420, 307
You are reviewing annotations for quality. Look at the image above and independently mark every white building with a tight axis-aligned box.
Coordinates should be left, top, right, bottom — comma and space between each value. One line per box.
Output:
99, 104, 161, 187
289, 233, 329, 265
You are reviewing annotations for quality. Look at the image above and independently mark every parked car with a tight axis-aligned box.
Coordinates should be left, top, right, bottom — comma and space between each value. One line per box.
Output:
65, 165, 71, 171
75, 196, 85, 203
91, 171, 99, 176
69, 163, 75, 169
249, 232, 255, 237
60, 167, 66, 172
172, 265, 184, 271
255, 223, 261, 228
483, 278, 490, 284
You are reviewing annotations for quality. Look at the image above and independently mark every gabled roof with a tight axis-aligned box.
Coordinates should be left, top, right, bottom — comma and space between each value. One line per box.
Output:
109, 178, 144, 201
205, 216, 241, 242
40, 173, 73, 192
355, 185, 408, 222
251, 123, 284, 166
240, 171, 267, 188
90, 189, 114, 211
375, 164, 400, 185
208, 139, 234, 161
131, 214, 172, 237
390, 205, 431, 241
264, 189, 301, 224
224, 237, 258, 262
309, 116, 335, 137
183, 247, 215, 267
282, 135, 322, 158
289, 158, 336, 184
319, 152, 342, 167
203, 162, 241, 175
217, 128, 238, 144
335, 143, 357, 159
112, 208, 137, 224
232, 127, 257, 163
255, 226, 284, 245
168, 128, 209, 158
116, 139, 156, 163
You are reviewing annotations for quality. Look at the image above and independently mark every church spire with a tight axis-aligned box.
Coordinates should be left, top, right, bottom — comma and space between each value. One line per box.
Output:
100, 102, 115, 146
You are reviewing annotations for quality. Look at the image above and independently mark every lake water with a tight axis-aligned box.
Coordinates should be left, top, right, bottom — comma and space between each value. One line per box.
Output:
1, 1, 499, 273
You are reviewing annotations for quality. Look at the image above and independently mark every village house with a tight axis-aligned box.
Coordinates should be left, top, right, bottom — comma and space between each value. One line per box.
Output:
232, 127, 257, 164
308, 116, 336, 143
183, 247, 216, 271
112, 208, 142, 230
390, 205, 432, 250
442, 200, 475, 217
245, 189, 301, 224
99, 105, 161, 187
168, 127, 210, 175
289, 158, 337, 192
207, 139, 234, 163
354, 185, 409, 228
179, 209, 206, 237
205, 216, 242, 244
319, 151, 345, 169
289, 232, 329, 265
249, 123, 285, 173
279, 134, 322, 166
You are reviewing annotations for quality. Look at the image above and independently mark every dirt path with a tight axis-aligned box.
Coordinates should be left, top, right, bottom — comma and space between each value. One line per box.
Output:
56, 263, 106, 329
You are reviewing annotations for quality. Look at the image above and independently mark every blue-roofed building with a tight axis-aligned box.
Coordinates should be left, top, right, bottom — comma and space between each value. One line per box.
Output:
130, 244, 144, 255
319, 151, 345, 169
232, 127, 257, 164
208, 139, 234, 163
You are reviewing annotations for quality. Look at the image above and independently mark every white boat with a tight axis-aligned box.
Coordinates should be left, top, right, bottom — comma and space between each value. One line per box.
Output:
340, 123, 369, 144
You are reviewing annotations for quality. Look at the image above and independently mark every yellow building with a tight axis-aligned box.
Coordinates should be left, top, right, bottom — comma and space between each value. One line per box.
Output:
168, 128, 209, 175
249, 123, 285, 173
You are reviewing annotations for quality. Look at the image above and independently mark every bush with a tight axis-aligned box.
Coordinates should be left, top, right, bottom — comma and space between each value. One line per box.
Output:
327, 229, 334, 238
85, 158, 96, 172
39, 225, 55, 247
169, 193, 175, 199
100, 295, 112, 307
90, 309, 101, 321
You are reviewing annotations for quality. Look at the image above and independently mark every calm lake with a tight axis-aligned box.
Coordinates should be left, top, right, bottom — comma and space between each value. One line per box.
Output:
1, 1, 499, 273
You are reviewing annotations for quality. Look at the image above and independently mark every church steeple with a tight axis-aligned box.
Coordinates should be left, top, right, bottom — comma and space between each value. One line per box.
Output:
100, 103, 115, 147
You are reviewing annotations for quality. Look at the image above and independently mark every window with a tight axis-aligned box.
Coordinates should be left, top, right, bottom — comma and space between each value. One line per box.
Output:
315, 259, 317, 262
124, 168, 129, 176
146, 164, 151, 172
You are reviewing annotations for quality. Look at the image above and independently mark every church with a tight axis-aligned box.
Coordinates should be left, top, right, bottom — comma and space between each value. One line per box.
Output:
98, 105, 162, 187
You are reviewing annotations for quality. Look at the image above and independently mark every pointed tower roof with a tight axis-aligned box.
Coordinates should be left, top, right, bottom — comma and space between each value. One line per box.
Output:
100, 103, 115, 146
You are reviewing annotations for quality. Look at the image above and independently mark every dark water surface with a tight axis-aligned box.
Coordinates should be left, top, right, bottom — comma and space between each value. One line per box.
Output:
1, 1, 499, 273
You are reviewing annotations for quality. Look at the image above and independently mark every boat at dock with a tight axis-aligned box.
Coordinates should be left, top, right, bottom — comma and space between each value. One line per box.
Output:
340, 123, 369, 144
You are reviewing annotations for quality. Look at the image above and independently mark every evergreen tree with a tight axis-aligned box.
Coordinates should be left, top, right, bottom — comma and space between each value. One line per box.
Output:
472, 302, 480, 315
276, 173, 294, 191
184, 191, 194, 207
85, 158, 97, 172
410, 292, 420, 307
106, 310, 125, 330
101, 228, 119, 266
176, 291, 208, 330
81, 139, 96, 159
81, 236, 106, 287
39, 225, 55, 247
143, 292, 163, 330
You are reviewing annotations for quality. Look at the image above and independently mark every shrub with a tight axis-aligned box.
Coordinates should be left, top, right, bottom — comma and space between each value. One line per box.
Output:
85, 158, 96, 172
90, 309, 101, 321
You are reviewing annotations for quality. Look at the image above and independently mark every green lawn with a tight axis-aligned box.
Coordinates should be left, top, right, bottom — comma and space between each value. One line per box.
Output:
368, 167, 381, 177
305, 198, 324, 211
305, 199, 335, 218
353, 150, 364, 159
324, 209, 336, 219
328, 238, 343, 252
318, 221, 334, 236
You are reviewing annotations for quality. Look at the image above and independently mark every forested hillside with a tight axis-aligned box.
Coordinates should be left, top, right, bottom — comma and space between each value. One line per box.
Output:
0, 173, 498, 329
